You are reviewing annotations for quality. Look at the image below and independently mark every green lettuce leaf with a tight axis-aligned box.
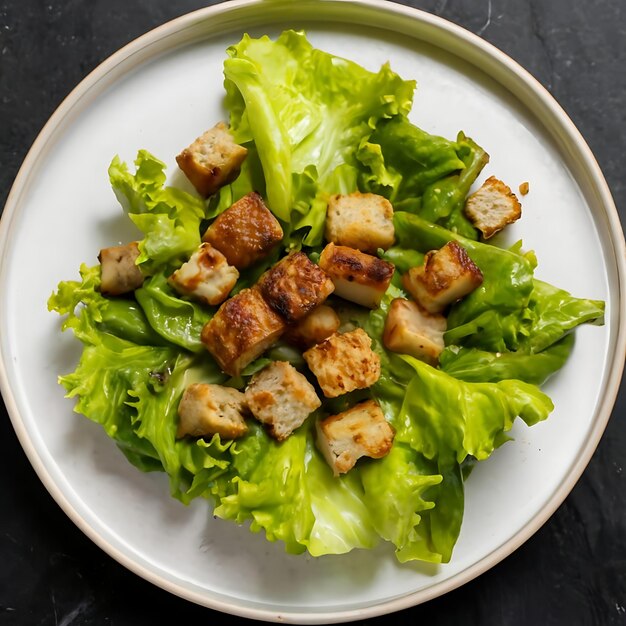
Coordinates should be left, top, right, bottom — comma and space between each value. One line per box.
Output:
134, 271, 214, 353
109, 150, 207, 273
220, 29, 415, 239
440, 334, 575, 384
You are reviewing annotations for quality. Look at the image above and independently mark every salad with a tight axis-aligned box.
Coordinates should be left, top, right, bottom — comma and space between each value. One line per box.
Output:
48, 31, 605, 564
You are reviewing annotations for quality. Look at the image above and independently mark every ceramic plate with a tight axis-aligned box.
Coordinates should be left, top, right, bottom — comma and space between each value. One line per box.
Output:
1, 0, 624, 623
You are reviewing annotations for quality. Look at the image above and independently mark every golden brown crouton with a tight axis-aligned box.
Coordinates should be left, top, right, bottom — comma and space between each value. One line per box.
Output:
464, 176, 522, 239
201, 287, 286, 376
176, 122, 248, 197
519, 181, 530, 196
383, 298, 446, 366
318, 243, 395, 309
257, 251, 335, 323
168, 242, 239, 306
325, 192, 395, 253
177, 383, 248, 439
402, 241, 483, 314
202, 192, 283, 269
245, 361, 321, 441
316, 399, 395, 476
98, 241, 144, 296
303, 328, 381, 398
283, 305, 341, 349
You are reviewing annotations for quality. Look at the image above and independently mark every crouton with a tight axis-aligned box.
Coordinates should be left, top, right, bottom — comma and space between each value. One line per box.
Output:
245, 361, 321, 441
519, 181, 529, 196
303, 328, 380, 398
98, 241, 144, 296
168, 242, 239, 306
325, 192, 395, 253
177, 383, 248, 439
318, 243, 394, 309
402, 241, 483, 314
176, 122, 248, 197
257, 251, 335, 323
201, 287, 286, 376
463, 176, 522, 239
202, 191, 283, 269
283, 305, 341, 349
383, 298, 446, 366
316, 399, 395, 475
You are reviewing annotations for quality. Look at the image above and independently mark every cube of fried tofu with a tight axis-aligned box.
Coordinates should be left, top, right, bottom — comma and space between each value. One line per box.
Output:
383, 298, 446, 366
303, 328, 380, 398
202, 191, 283, 269
98, 241, 144, 296
283, 305, 341, 349
176, 122, 248, 197
325, 192, 395, 253
168, 242, 239, 306
316, 399, 395, 476
257, 251, 335, 323
402, 241, 483, 314
177, 383, 248, 439
245, 361, 321, 441
318, 243, 395, 309
201, 287, 286, 376
464, 176, 522, 239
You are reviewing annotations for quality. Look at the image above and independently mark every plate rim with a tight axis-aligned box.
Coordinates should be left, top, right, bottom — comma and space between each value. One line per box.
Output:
0, 0, 625, 622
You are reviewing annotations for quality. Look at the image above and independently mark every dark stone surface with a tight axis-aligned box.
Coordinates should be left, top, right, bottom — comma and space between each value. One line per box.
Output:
0, 0, 624, 624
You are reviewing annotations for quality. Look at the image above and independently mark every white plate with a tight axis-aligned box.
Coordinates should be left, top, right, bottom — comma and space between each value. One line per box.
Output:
1, 0, 624, 623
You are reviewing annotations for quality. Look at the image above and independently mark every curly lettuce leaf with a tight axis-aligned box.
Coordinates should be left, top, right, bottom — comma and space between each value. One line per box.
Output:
109, 150, 207, 273
220, 29, 415, 242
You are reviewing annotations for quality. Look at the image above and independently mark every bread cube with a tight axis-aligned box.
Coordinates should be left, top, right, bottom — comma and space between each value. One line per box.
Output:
383, 298, 446, 366
98, 241, 144, 296
464, 176, 522, 239
258, 251, 335, 323
318, 243, 394, 309
176, 122, 248, 197
201, 287, 286, 376
245, 361, 321, 441
177, 383, 248, 439
325, 192, 395, 253
303, 328, 380, 398
316, 399, 395, 476
402, 241, 483, 314
202, 191, 283, 269
283, 305, 341, 349
168, 242, 239, 306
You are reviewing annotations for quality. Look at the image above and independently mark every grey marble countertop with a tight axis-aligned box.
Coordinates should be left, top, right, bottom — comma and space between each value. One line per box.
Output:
1, 1, 624, 624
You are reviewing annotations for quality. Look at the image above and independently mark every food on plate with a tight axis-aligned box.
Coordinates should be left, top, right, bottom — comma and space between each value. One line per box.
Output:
245, 361, 321, 441
98, 241, 144, 296
325, 192, 395, 253
316, 399, 395, 476
303, 328, 381, 398
176, 121, 248, 197
202, 191, 283, 269
177, 383, 249, 439
257, 251, 334, 323
49, 30, 606, 566
201, 287, 286, 376
519, 181, 530, 195
319, 243, 395, 308
463, 175, 522, 239
402, 241, 483, 314
383, 297, 447, 366
168, 242, 239, 306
